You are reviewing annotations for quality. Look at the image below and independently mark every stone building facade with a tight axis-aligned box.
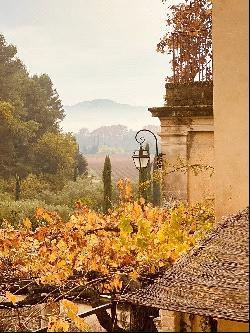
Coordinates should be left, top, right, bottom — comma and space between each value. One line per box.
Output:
213, 0, 249, 220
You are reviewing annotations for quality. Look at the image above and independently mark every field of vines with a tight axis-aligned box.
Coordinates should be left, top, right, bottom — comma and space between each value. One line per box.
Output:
86, 154, 139, 182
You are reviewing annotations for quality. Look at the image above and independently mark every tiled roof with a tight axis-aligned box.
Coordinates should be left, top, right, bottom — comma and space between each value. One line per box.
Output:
120, 208, 249, 322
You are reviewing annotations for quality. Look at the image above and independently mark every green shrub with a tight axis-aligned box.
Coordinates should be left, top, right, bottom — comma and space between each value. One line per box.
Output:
0, 175, 138, 228
0, 191, 13, 202
38, 176, 104, 211
20, 174, 52, 199
0, 199, 72, 229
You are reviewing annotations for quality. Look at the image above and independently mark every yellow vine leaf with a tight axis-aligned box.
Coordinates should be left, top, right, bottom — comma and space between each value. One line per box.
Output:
57, 240, 68, 251
42, 211, 53, 223
129, 270, 139, 281
60, 299, 89, 331
40, 273, 65, 284
23, 217, 32, 230
61, 299, 78, 321
35, 207, 45, 218
73, 316, 89, 332
49, 251, 58, 263
5, 291, 18, 304
112, 275, 123, 291
57, 260, 67, 269
158, 261, 165, 267
48, 316, 69, 332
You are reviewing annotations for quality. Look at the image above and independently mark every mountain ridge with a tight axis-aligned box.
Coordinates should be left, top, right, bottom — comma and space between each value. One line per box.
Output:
65, 99, 144, 110
61, 98, 160, 133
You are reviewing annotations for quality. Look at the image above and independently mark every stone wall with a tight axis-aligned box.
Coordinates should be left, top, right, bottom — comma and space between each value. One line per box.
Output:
155, 310, 217, 332
213, 0, 249, 219
156, 310, 249, 332
217, 319, 249, 332
187, 131, 214, 203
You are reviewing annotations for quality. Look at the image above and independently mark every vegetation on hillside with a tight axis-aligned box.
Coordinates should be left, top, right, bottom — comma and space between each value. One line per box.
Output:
75, 124, 160, 155
0, 34, 87, 200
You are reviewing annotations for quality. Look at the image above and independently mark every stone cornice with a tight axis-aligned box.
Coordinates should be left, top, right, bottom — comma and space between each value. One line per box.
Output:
148, 105, 213, 118
165, 81, 213, 89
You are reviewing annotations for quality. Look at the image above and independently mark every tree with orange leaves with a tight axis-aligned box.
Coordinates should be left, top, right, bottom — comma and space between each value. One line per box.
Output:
158, 0, 212, 83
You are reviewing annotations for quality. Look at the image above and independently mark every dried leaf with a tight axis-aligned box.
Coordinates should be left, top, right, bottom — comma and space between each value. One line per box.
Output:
5, 291, 18, 304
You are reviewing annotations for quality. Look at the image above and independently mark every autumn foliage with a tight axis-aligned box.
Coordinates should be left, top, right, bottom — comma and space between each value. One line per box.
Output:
1, 180, 214, 289
158, 0, 212, 82
0, 179, 215, 330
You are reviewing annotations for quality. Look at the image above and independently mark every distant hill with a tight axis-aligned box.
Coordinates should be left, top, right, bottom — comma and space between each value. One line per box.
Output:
61, 99, 160, 133
74, 124, 160, 155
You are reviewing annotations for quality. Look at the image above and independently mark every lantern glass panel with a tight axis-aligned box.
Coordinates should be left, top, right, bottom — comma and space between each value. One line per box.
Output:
132, 149, 150, 170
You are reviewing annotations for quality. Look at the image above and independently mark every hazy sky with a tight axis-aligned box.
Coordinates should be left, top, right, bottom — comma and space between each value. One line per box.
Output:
0, 0, 179, 107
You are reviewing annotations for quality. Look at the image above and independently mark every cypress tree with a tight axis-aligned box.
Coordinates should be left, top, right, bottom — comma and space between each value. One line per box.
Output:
15, 174, 21, 201
152, 156, 161, 206
102, 155, 112, 212
139, 143, 152, 203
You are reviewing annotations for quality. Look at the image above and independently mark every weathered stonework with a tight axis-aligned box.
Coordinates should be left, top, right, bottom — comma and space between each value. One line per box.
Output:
164, 81, 213, 107
149, 82, 214, 203
155, 311, 217, 332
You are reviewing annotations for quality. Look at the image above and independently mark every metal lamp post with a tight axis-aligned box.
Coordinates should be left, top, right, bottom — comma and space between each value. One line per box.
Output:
132, 129, 163, 171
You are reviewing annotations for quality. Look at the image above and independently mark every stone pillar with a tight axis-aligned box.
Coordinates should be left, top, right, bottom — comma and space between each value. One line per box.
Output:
154, 310, 181, 332
149, 82, 214, 204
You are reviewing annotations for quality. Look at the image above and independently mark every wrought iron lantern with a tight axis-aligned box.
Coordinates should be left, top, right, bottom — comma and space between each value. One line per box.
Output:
132, 145, 150, 170
132, 129, 163, 171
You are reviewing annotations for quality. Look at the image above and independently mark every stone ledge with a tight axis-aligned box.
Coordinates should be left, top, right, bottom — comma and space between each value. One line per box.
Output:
165, 81, 213, 89
148, 105, 213, 118
164, 81, 213, 106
